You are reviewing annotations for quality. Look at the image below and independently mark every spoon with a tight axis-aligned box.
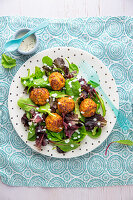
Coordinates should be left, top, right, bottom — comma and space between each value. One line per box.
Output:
79, 60, 131, 130
4, 20, 49, 52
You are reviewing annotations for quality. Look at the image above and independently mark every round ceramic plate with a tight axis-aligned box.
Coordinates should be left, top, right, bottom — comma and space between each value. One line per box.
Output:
8, 47, 119, 158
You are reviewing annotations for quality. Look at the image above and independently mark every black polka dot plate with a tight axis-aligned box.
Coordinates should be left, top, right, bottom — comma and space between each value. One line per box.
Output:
8, 47, 119, 158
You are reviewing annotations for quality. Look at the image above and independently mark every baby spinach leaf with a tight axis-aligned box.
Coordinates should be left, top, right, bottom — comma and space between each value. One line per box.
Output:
31, 78, 51, 88
35, 66, 44, 78
54, 139, 80, 152
105, 140, 133, 155
28, 123, 36, 141
38, 103, 55, 116
50, 91, 67, 98
29, 135, 36, 141
1, 54, 16, 68
71, 126, 86, 142
17, 98, 37, 112
38, 103, 50, 113
86, 127, 101, 138
65, 58, 79, 74
70, 63, 79, 74
47, 130, 64, 142
42, 56, 53, 66
88, 80, 100, 88
65, 78, 81, 101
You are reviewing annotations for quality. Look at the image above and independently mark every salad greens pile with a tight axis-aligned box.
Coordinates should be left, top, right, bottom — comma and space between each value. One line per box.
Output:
17, 55, 107, 153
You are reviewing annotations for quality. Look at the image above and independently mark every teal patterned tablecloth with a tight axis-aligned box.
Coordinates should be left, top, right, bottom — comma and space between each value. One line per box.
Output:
0, 16, 133, 187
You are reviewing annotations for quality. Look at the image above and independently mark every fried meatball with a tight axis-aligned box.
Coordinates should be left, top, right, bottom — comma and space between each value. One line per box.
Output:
45, 113, 63, 132
79, 98, 97, 117
30, 88, 49, 106
58, 97, 75, 114
49, 72, 65, 90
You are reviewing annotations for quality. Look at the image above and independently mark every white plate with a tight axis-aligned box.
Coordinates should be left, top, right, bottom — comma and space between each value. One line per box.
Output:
8, 47, 119, 158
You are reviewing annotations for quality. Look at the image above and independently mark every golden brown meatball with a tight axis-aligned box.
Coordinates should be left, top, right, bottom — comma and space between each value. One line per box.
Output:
79, 98, 97, 117
30, 88, 49, 106
58, 97, 75, 114
49, 72, 65, 90
45, 113, 63, 132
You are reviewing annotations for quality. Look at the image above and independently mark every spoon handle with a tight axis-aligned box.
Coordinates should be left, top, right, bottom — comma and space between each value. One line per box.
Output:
20, 20, 49, 41
98, 86, 131, 130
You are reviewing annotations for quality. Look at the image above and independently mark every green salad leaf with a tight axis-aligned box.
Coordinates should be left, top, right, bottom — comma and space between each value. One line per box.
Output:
99, 96, 106, 117
96, 103, 100, 113
105, 140, 133, 155
17, 98, 37, 112
92, 95, 100, 113
74, 98, 81, 118
47, 127, 86, 151
113, 140, 133, 146
70, 63, 79, 74
21, 78, 33, 87
88, 80, 106, 116
1, 54, 16, 68
74, 98, 85, 122
65, 58, 79, 74
17, 98, 54, 116
22, 77, 51, 91
21, 69, 33, 87
50, 91, 67, 98
35, 66, 44, 78
21, 68, 50, 91
71, 126, 86, 142
31, 78, 51, 88
47, 130, 64, 142
54, 139, 80, 152
42, 56, 53, 66
38, 103, 50, 112
38, 103, 54, 115
28, 123, 36, 141
86, 127, 101, 138
88, 80, 100, 88
92, 90, 106, 117
26, 112, 32, 120
65, 78, 81, 101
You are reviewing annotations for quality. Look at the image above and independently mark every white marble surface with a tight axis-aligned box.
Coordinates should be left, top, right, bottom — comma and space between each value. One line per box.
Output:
0, 0, 133, 199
